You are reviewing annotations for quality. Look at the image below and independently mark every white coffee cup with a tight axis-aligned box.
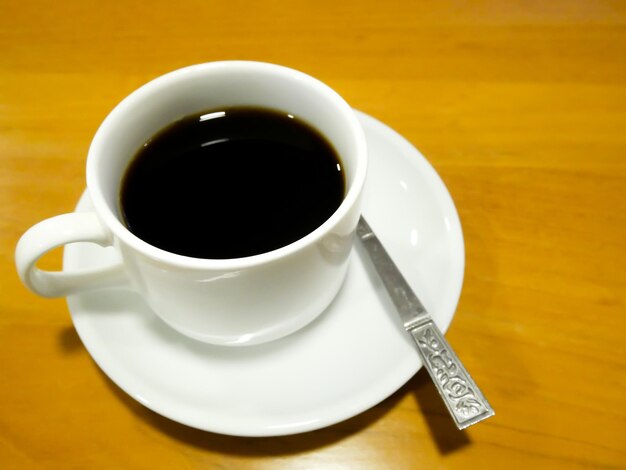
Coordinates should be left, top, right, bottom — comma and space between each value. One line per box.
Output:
15, 61, 367, 346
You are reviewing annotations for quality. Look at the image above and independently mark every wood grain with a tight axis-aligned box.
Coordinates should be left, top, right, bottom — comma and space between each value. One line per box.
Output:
1, 1, 625, 468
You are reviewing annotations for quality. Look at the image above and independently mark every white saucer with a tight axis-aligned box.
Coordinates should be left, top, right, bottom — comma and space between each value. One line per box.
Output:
64, 110, 465, 437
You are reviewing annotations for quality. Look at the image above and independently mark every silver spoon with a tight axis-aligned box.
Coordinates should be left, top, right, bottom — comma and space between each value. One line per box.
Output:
357, 216, 494, 429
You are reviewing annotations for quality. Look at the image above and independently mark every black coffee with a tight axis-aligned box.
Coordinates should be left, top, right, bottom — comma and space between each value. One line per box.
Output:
120, 107, 345, 259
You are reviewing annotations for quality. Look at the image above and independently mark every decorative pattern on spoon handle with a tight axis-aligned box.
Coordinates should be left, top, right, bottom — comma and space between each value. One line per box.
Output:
410, 320, 494, 429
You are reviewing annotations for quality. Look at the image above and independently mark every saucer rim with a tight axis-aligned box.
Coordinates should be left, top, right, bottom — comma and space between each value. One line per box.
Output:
64, 109, 465, 436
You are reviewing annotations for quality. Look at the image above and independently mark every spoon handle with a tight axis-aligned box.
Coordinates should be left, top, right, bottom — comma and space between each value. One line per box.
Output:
409, 320, 495, 429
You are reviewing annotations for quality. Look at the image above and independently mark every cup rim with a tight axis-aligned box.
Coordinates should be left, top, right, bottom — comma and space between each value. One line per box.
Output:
87, 61, 367, 270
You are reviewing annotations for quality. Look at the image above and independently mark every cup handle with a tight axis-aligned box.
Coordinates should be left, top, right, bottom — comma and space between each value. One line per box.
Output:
15, 212, 129, 297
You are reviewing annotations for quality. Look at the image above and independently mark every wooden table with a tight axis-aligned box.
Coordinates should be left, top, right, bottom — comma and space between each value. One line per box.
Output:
2, 1, 625, 468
